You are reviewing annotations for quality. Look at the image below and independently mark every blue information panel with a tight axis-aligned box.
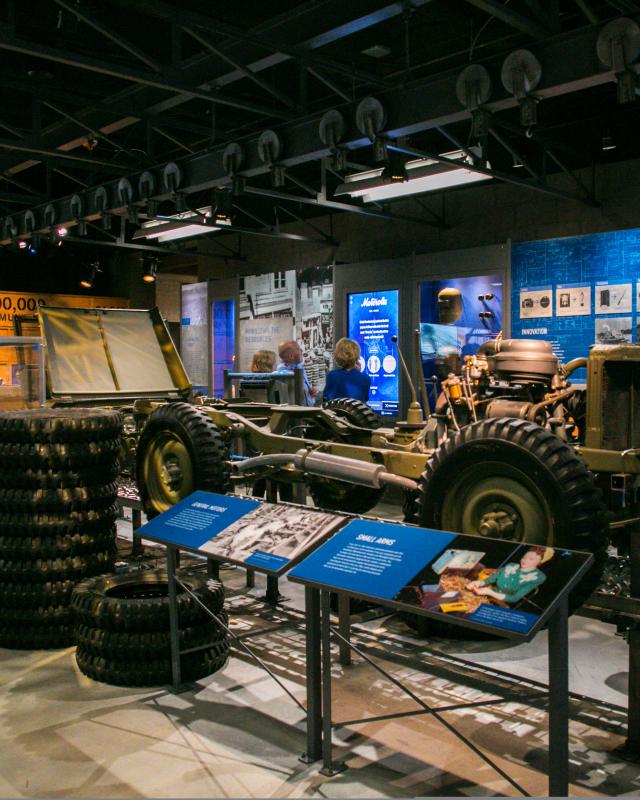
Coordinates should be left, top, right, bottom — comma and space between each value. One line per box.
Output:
512, 229, 640, 381
347, 289, 399, 416
289, 518, 592, 638
138, 491, 345, 574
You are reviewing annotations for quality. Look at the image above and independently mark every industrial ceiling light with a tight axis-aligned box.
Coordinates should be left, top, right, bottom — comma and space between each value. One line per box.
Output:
512, 155, 524, 168
142, 257, 159, 283
80, 261, 100, 289
335, 148, 489, 203
134, 206, 231, 243
602, 131, 616, 151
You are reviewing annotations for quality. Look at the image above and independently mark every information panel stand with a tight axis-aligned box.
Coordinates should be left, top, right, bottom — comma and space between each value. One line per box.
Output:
135, 491, 345, 702
289, 518, 592, 796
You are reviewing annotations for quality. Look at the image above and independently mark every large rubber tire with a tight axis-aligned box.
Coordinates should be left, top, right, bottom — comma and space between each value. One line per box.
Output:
71, 570, 225, 632
75, 639, 230, 687
0, 503, 119, 536
0, 439, 121, 470
308, 397, 383, 514
0, 527, 116, 559
2, 604, 73, 626
417, 417, 606, 609
137, 402, 229, 519
0, 580, 77, 608
324, 398, 382, 429
0, 482, 118, 513
0, 552, 116, 584
0, 624, 74, 650
0, 463, 120, 490
0, 408, 123, 443
75, 613, 229, 659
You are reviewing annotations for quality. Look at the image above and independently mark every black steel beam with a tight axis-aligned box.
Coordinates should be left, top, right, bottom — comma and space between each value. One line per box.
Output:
110, 0, 397, 89
0, 1, 430, 179
0, 23, 616, 242
53, 0, 162, 72
574, 0, 600, 23
523, 0, 554, 25
42, 101, 146, 165
0, 119, 23, 138
307, 67, 351, 102
0, 137, 132, 171
183, 26, 296, 110
0, 26, 294, 120
461, 0, 551, 38
0, 75, 214, 138
0, 191, 44, 204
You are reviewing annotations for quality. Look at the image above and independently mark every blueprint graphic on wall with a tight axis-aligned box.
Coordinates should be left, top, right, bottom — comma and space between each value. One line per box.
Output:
511, 228, 640, 380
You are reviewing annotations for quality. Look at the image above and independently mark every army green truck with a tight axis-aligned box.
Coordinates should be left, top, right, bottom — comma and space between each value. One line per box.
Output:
35, 306, 640, 602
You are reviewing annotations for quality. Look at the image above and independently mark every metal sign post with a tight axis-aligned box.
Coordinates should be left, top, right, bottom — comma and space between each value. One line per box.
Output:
548, 595, 569, 797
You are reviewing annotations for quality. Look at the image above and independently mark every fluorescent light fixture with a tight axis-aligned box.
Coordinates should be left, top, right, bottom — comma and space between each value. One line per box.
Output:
334, 149, 490, 203
134, 206, 231, 243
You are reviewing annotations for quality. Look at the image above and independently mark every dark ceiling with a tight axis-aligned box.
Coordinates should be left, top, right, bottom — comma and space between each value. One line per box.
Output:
0, 0, 639, 273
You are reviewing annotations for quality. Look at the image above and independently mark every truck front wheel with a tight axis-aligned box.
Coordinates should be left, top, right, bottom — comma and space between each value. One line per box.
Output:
136, 403, 228, 519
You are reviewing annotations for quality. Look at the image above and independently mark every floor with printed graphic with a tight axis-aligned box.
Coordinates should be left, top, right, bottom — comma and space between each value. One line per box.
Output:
0, 509, 636, 798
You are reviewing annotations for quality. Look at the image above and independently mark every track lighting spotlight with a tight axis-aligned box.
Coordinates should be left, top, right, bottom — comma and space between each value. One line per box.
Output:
142, 256, 159, 283
80, 260, 101, 289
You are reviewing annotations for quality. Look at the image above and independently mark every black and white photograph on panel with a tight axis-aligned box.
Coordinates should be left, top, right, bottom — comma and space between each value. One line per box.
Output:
595, 317, 633, 345
199, 502, 344, 570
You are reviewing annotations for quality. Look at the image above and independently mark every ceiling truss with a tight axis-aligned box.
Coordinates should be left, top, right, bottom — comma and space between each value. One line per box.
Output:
0, 3, 636, 253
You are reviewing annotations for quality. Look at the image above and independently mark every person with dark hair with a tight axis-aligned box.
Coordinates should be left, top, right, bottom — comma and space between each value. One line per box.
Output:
465, 545, 552, 604
323, 337, 371, 404
274, 339, 315, 405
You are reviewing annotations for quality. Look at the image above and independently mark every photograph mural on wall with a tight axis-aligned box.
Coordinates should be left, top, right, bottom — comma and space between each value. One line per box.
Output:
511, 228, 640, 381
238, 267, 334, 395
297, 267, 334, 393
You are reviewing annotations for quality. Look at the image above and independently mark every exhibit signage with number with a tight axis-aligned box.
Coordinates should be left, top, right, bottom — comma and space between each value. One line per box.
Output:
289, 518, 593, 638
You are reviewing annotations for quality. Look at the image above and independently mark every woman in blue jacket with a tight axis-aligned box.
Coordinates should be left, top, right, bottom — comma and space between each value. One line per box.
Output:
323, 337, 371, 404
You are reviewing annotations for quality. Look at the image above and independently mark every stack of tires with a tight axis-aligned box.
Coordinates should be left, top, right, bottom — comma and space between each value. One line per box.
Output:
71, 570, 230, 686
0, 408, 122, 650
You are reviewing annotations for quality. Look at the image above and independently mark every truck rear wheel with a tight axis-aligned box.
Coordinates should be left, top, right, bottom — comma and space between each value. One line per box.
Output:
137, 403, 229, 519
324, 398, 382, 429
417, 417, 606, 610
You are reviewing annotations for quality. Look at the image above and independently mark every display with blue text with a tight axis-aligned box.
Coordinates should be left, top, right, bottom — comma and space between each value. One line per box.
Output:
347, 289, 399, 416
289, 518, 592, 638
138, 491, 345, 574
512, 228, 640, 381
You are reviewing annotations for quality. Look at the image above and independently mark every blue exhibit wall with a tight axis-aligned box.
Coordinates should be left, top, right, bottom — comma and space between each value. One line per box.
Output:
511, 228, 640, 380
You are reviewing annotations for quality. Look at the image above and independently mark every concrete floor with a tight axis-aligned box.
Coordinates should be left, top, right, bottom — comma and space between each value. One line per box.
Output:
0, 510, 637, 798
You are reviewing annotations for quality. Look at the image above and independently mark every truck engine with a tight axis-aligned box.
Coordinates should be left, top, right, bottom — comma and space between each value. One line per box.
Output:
426, 338, 587, 446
